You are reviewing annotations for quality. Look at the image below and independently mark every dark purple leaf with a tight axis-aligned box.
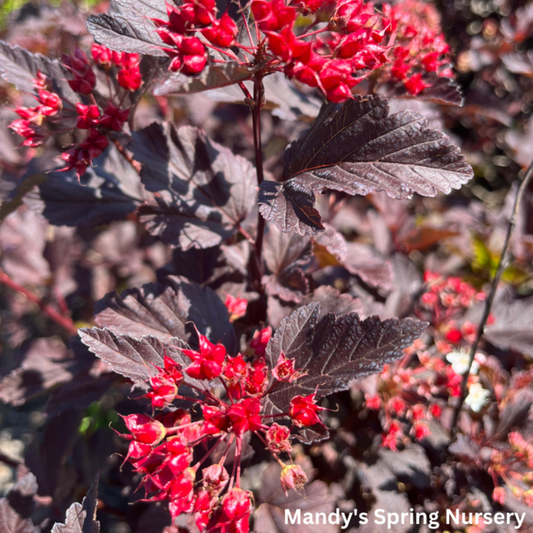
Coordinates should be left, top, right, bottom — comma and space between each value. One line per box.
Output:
153, 62, 259, 96
382, 75, 464, 106
263, 303, 428, 443
259, 95, 473, 235
0, 173, 47, 224
312, 225, 392, 288
344, 243, 392, 289
263, 225, 312, 303
449, 434, 480, 460
94, 275, 236, 353
86, 0, 167, 56
131, 123, 256, 249
78, 329, 201, 390
469, 288, 533, 358
0, 40, 80, 103
505, 116, 533, 169
0, 473, 39, 533
46, 371, 117, 417
0, 338, 84, 406
0, 208, 50, 286
26, 145, 143, 227
312, 224, 347, 263
51, 473, 100, 533
307, 286, 362, 317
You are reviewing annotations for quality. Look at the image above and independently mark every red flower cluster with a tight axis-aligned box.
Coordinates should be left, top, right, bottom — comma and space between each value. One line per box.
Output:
364, 272, 496, 451
153, 0, 392, 102
382, 0, 454, 95
8, 45, 140, 178
118, 326, 322, 531
153, 0, 238, 74
419, 272, 489, 354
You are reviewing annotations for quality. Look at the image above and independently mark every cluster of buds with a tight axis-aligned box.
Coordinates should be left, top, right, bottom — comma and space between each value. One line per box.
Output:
367, 270, 497, 451
118, 326, 323, 531
9, 45, 141, 178
153, 0, 239, 74
152, 0, 393, 102
418, 272, 490, 354
381, 0, 454, 95
149, 0, 457, 103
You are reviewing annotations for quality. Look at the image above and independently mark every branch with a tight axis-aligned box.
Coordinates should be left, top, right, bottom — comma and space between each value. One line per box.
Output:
450, 159, 533, 436
250, 74, 266, 293
0, 269, 78, 336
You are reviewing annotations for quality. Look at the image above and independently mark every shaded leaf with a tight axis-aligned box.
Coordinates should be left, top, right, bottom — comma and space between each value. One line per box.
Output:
0, 40, 80, 102
259, 95, 473, 235
344, 242, 392, 289
26, 145, 143, 227
483, 290, 533, 358
312, 226, 392, 289
78, 329, 201, 390
0, 473, 39, 533
94, 275, 236, 352
263, 225, 312, 303
131, 123, 256, 249
0, 338, 89, 407
0, 207, 50, 286
86, 0, 167, 56
263, 303, 427, 443
312, 224, 347, 265
0, 174, 47, 223
357, 460, 412, 533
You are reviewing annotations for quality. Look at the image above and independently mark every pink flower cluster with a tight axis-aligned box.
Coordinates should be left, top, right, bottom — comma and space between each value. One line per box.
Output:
383, 0, 454, 95
118, 327, 325, 531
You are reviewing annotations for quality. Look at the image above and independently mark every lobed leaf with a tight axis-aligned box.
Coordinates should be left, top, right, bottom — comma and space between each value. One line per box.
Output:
131, 123, 256, 250
0, 40, 80, 102
259, 95, 473, 235
26, 145, 143, 227
86, 0, 167, 56
78, 329, 201, 390
0, 473, 39, 533
263, 303, 428, 443
94, 275, 237, 353
262, 225, 312, 303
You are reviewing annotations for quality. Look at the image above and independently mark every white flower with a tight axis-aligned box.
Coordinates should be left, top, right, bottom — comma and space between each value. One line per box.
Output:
446, 350, 479, 375
465, 383, 491, 412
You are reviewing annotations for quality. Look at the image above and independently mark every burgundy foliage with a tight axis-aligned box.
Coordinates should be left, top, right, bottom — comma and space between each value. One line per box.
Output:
0, 0, 532, 532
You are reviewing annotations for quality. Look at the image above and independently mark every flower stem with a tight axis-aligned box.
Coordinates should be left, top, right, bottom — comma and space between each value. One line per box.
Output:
0, 269, 77, 335
449, 158, 533, 438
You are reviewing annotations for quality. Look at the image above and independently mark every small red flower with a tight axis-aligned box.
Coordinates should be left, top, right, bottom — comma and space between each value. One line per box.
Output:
182, 332, 226, 380
289, 392, 326, 427
121, 414, 167, 445
266, 423, 292, 453
225, 294, 248, 322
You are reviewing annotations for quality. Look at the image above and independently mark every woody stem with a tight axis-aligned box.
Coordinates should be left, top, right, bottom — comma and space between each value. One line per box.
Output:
251, 73, 266, 293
